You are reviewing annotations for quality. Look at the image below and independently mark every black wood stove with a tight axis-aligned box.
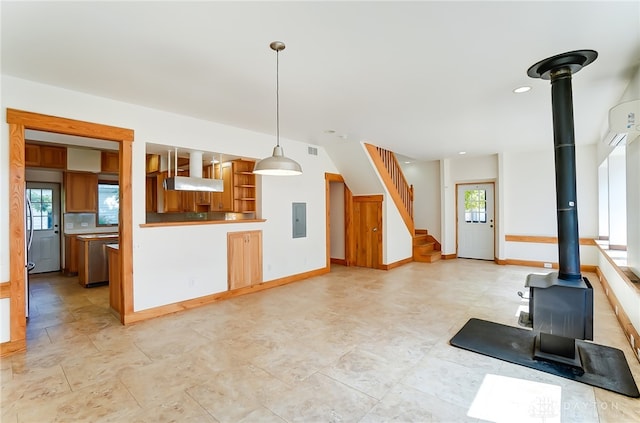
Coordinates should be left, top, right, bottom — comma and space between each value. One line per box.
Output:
450, 50, 639, 397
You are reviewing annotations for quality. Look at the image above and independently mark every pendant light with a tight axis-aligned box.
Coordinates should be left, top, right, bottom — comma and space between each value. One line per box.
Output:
253, 41, 303, 176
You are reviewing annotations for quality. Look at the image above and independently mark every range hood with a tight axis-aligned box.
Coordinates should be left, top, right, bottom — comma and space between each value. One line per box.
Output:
163, 150, 224, 192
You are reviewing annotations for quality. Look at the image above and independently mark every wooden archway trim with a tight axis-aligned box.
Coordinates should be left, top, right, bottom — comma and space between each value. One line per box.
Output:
5, 109, 134, 354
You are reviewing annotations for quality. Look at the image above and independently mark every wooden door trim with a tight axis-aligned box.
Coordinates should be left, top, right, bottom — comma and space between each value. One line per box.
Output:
6, 109, 134, 351
325, 173, 353, 269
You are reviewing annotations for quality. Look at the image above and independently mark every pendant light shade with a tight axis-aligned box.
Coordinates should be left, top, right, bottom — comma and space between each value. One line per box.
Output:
254, 41, 302, 176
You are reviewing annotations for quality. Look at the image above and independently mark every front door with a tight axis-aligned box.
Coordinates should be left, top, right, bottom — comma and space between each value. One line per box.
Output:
353, 195, 382, 268
26, 182, 61, 273
457, 183, 494, 260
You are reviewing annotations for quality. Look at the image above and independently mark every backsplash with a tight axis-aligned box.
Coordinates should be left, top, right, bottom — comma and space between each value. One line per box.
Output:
64, 213, 96, 231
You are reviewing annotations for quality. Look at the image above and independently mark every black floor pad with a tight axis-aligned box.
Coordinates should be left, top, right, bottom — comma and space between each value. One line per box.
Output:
450, 318, 640, 398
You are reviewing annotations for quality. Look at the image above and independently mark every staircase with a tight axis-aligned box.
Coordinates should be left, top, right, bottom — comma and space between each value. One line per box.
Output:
364, 143, 441, 264
413, 229, 442, 263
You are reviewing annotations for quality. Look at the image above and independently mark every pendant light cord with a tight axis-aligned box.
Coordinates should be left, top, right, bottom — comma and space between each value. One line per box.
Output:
276, 48, 280, 147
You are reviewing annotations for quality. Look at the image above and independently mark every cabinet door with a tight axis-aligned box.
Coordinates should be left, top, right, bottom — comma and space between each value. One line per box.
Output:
40, 145, 67, 169
227, 232, 248, 290
211, 164, 233, 211
245, 231, 263, 285
145, 176, 157, 212
146, 154, 160, 174
227, 230, 262, 290
64, 235, 79, 274
65, 172, 98, 212
25, 144, 41, 166
101, 151, 119, 173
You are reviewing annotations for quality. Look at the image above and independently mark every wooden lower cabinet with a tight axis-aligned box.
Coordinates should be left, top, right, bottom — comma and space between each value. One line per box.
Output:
64, 235, 79, 275
227, 230, 262, 290
107, 245, 121, 315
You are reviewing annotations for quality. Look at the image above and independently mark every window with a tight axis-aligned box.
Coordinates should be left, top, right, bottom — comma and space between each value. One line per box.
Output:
27, 188, 53, 230
98, 182, 119, 225
464, 189, 487, 223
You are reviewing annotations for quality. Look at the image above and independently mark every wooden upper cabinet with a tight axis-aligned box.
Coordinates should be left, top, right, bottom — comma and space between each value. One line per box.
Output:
146, 154, 160, 174
210, 164, 233, 212
101, 151, 119, 173
25, 143, 67, 169
65, 171, 98, 212
156, 171, 182, 213
25, 143, 41, 166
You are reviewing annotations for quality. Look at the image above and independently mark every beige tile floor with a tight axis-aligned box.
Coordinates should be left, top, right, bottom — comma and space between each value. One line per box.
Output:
2, 260, 640, 422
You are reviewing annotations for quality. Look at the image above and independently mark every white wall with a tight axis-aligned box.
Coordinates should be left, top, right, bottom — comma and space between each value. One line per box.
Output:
627, 137, 640, 277
440, 154, 498, 256
502, 145, 599, 265
401, 160, 441, 241
1, 76, 339, 322
598, 161, 609, 239
608, 147, 627, 248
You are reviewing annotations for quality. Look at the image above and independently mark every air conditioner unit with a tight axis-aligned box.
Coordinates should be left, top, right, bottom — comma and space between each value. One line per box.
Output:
605, 99, 640, 145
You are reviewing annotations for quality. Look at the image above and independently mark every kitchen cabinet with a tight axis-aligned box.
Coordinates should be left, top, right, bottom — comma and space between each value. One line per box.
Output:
25, 143, 67, 169
145, 176, 157, 213
146, 154, 160, 174
77, 234, 119, 287
101, 151, 119, 173
227, 230, 262, 290
64, 234, 79, 275
156, 171, 182, 213
232, 160, 256, 213
65, 171, 98, 212
106, 244, 121, 315
210, 164, 233, 211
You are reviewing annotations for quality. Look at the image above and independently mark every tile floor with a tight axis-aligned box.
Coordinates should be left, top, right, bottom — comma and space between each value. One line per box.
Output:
2, 260, 640, 422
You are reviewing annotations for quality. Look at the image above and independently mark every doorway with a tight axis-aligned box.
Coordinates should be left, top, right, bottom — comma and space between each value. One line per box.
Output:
26, 182, 61, 273
6, 109, 134, 354
353, 195, 383, 269
457, 183, 495, 260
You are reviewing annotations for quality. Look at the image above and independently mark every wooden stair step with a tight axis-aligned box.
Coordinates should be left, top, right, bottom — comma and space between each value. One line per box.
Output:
413, 250, 442, 263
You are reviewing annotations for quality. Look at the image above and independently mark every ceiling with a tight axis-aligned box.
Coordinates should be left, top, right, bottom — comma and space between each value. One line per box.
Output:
2, 1, 639, 162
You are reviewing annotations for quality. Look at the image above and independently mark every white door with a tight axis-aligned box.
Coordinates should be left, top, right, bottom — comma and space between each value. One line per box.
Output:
26, 182, 61, 273
457, 183, 494, 260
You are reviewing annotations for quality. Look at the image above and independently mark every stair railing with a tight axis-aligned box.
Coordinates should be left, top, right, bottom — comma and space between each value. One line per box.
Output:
364, 143, 414, 234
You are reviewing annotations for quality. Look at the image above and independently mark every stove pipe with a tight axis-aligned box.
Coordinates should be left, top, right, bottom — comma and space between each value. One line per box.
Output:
527, 50, 598, 281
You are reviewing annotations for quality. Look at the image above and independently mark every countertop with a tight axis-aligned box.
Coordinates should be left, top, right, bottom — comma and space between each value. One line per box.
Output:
76, 234, 120, 241
65, 227, 119, 235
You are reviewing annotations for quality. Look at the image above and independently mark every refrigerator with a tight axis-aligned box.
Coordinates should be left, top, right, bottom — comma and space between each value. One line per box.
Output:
25, 193, 35, 318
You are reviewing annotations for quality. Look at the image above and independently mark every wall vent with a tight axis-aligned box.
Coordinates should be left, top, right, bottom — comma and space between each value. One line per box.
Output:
308, 146, 318, 156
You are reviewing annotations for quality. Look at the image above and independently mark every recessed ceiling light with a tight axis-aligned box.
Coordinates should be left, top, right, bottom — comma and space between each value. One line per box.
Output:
324, 129, 336, 134
404, 161, 411, 164
513, 86, 531, 94
459, 151, 467, 155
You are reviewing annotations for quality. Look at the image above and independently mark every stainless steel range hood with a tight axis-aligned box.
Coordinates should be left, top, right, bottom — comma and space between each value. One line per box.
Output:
163, 176, 223, 192
163, 150, 224, 192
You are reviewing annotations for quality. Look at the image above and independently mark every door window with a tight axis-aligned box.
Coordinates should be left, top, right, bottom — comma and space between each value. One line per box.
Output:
464, 189, 487, 223
27, 188, 53, 230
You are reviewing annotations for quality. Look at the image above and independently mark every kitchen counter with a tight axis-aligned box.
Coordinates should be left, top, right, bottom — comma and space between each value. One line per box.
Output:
65, 227, 119, 235
77, 233, 119, 241
77, 234, 120, 287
